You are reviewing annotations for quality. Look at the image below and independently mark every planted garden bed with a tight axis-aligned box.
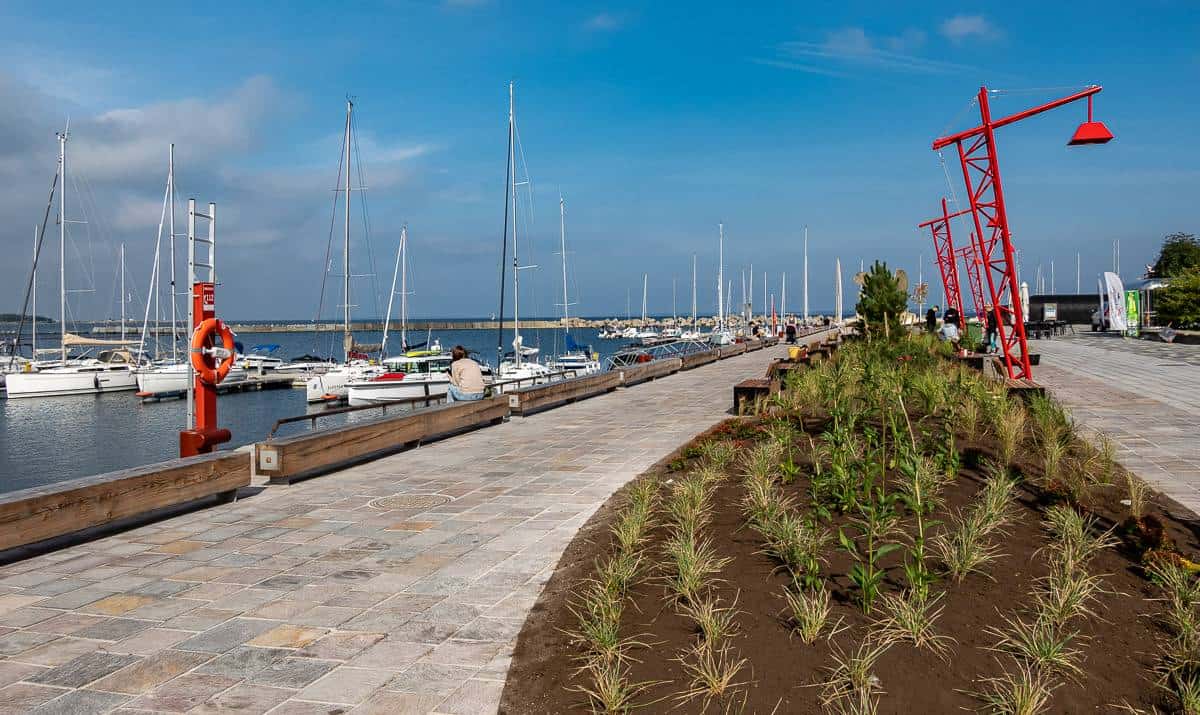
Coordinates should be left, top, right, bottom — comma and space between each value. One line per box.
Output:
500, 334, 1200, 714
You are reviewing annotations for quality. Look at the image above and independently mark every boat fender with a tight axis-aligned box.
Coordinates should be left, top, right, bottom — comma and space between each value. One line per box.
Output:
190, 319, 237, 385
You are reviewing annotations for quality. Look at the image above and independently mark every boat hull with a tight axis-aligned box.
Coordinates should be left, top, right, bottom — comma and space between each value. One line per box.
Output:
346, 376, 450, 406
135, 366, 248, 394
6, 368, 137, 398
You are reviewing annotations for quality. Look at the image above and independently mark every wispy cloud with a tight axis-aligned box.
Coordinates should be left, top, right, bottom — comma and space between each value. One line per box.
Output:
763, 26, 977, 76
940, 15, 1000, 43
748, 58, 850, 79
584, 12, 627, 32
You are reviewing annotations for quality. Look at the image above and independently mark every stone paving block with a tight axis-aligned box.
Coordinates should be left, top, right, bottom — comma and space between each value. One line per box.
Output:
80, 594, 158, 616
28, 651, 140, 688
346, 640, 433, 670
299, 632, 385, 661
107, 628, 193, 656
0, 629, 58, 655
26, 612, 107, 636
162, 607, 239, 632
86, 649, 212, 694
125, 673, 239, 712
249, 624, 328, 649
0, 682, 69, 714
422, 639, 505, 668
247, 656, 338, 689
189, 684, 295, 714
435, 678, 504, 715
296, 666, 394, 705
386, 662, 479, 696
29, 688, 130, 715
11, 636, 104, 666
174, 618, 277, 654
76, 618, 155, 642
352, 690, 444, 715
194, 645, 290, 679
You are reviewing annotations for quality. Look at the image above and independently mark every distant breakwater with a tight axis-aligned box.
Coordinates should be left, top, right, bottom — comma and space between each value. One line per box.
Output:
90, 316, 756, 334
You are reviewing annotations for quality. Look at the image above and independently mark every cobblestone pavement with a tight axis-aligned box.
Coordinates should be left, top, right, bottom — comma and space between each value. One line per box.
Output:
1032, 332, 1200, 514
0, 343, 800, 714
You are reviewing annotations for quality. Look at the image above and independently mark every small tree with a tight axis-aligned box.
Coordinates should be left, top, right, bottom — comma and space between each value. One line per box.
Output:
1156, 268, 1200, 328
1152, 232, 1200, 278
856, 260, 907, 338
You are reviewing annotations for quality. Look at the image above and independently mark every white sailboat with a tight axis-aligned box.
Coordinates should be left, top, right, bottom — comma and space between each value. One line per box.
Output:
634, 274, 659, 345
347, 226, 457, 406
8, 127, 140, 399
496, 81, 554, 388
681, 255, 702, 341
708, 224, 734, 346
548, 195, 600, 375
306, 99, 383, 403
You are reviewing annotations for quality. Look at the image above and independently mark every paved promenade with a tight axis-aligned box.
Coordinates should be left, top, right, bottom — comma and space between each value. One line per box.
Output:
0, 344, 795, 715
1033, 332, 1200, 514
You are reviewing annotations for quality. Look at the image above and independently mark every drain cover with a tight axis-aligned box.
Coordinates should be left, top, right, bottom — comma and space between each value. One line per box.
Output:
368, 494, 451, 510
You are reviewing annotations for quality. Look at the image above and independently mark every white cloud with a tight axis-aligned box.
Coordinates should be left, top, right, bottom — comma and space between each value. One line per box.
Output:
940, 15, 999, 43
767, 26, 976, 76
584, 12, 626, 32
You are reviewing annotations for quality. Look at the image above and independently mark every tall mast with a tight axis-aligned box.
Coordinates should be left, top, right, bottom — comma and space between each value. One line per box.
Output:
343, 99, 353, 360
835, 257, 843, 324
58, 127, 67, 364
691, 254, 697, 330
672, 277, 677, 324
559, 194, 568, 335
762, 270, 766, 324
717, 223, 724, 331
168, 144, 177, 361
31, 226, 37, 357
782, 273, 787, 319
803, 225, 809, 321
400, 226, 408, 351
382, 226, 405, 358
749, 265, 753, 322
507, 82, 523, 367
120, 243, 126, 342
641, 274, 647, 325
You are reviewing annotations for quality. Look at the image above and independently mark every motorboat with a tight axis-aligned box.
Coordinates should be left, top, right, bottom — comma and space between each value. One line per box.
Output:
346, 349, 452, 406
135, 361, 249, 395
305, 361, 383, 403
238, 344, 285, 374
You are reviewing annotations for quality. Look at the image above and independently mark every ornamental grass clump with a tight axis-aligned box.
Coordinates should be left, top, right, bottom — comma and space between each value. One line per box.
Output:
698, 439, 737, 470
817, 639, 891, 715
985, 611, 1084, 680
784, 583, 840, 645
570, 651, 661, 714
972, 662, 1058, 715
994, 399, 1027, 466
664, 531, 730, 606
673, 643, 749, 712
876, 590, 954, 658
933, 462, 1016, 583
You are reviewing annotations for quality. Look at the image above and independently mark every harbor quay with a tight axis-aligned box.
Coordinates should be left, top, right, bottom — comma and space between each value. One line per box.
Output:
0, 342, 798, 714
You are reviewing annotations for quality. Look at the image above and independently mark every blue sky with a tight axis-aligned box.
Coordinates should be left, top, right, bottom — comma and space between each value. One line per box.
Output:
0, 1, 1196, 320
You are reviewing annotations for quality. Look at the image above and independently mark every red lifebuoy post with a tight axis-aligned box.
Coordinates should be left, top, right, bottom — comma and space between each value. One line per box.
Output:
180, 281, 232, 457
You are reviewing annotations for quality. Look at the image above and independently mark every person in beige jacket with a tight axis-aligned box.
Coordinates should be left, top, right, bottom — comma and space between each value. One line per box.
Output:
448, 345, 485, 402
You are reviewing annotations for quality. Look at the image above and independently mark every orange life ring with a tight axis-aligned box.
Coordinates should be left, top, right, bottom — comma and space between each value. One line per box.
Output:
190, 318, 236, 385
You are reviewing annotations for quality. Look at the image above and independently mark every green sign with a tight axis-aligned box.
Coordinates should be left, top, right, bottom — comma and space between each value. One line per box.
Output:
1125, 290, 1140, 337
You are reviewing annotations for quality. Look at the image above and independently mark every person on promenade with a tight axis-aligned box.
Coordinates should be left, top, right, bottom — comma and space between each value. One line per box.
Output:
926, 305, 938, 333
984, 306, 998, 354
448, 345, 485, 402
943, 305, 960, 329
785, 320, 797, 344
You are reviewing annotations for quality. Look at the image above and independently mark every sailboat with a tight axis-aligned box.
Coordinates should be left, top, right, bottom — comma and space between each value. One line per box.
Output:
305, 99, 384, 403
495, 81, 554, 387
680, 255, 702, 341
346, 226, 457, 406
634, 274, 659, 345
7, 127, 141, 399
547, 195, 600, 375
708, 224, 734, 346
662, 278, 682, 339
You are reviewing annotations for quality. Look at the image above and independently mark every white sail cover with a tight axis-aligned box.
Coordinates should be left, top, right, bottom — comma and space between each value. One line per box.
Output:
62, 332, 138, 347
1102, 272, 1127, 331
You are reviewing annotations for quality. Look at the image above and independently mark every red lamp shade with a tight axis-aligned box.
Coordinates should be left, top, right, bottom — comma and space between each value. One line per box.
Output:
1068, 120, 1114, 146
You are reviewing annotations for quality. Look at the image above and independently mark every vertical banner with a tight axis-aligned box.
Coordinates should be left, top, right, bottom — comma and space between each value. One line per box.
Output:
1103, 272, 1127, 331
1125, 290, 1140, 337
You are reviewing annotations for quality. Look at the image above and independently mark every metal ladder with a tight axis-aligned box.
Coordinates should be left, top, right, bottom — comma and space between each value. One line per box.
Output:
186, 199, 216, 428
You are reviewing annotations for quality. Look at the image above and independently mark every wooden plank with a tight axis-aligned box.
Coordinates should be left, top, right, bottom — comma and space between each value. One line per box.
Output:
509, 372, 621, 415
617, 358, 682, 386
680, 349, 720, 370
734, 378, 777, 415
0, 451, 249, 552
745, 339, 763, 352
718, 343, 748, 359
762, 336, 780, 347
258, 396, 509, 484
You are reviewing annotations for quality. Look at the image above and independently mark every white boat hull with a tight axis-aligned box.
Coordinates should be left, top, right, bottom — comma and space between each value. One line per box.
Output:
347, 376, 450, 406
6, 367, 137, 398
135, 366, 248, 394
306, 364, 383, 403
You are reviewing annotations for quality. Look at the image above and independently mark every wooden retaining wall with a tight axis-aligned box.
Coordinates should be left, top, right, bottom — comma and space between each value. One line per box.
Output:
681, 349, 720, 370
508, 372, 622, 416
0, 451, 250, 552
616, 358, 683, 386
256, 396, 509, 484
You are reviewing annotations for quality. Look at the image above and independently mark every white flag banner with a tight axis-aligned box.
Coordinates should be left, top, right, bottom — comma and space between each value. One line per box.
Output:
1103, 271, 1127, 331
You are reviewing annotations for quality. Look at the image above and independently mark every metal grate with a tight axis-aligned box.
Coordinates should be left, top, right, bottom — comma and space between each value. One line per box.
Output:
368, 494, 451, 511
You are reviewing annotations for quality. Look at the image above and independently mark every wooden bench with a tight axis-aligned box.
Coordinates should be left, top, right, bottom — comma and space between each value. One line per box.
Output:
734, 378, 776, 415
509, 372, 621, 416
0, 451, 250, 553
256, 396, 509, 484
1003, 377, 1046, 401
681, 349, 720, 370
617, 358, 682, 386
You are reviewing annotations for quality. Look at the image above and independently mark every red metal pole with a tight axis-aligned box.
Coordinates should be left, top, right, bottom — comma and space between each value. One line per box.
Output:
180, 282, 230, 457
957, 240, 987, 320
933, 86, 1102, 150
919, 198, 967, 325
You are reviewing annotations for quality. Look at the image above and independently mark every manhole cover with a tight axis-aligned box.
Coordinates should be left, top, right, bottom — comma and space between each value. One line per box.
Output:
368, 494, 451, 510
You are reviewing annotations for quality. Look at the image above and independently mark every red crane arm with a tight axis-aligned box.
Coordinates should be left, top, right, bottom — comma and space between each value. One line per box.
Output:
932, 86, 1103, 151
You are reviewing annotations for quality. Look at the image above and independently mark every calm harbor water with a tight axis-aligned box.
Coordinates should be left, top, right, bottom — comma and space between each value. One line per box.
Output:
0, 327, 619, 494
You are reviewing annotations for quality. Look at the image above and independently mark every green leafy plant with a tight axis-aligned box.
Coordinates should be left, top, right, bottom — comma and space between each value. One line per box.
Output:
839, 503, 901, 615
854, 259, 908, 339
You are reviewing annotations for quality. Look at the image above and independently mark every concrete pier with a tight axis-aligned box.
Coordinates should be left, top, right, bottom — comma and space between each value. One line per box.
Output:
0, 340, 808, 714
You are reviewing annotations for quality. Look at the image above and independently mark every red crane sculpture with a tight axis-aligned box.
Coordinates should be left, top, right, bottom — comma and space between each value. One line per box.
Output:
932, 86, 1112, 380
918, 198, 968, 324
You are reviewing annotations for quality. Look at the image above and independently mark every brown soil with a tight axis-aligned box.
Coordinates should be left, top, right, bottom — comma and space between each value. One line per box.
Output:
500, 416, 1200, 714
